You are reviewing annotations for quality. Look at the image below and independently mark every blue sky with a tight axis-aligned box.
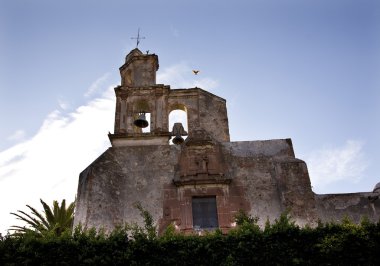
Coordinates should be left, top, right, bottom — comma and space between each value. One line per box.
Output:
0, 0, 379, 233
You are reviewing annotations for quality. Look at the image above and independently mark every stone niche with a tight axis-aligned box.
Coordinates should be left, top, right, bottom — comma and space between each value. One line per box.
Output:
159, 129, 250, 234
173, 129, 231, 186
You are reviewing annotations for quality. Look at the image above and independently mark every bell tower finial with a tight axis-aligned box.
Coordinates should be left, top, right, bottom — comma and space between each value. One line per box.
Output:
131, 28, 145, 48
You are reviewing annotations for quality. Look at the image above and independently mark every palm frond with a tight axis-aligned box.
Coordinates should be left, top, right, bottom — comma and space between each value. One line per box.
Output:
25, 204, 49, 229
11, 211, 43, 229
10, 211, 46, 235
9, 225, 28, 231
10, 199, 75, 236
59, 199, 67, 224
8, 225, 35, 235
53, 200, 59, 220
40, 199, 55, 226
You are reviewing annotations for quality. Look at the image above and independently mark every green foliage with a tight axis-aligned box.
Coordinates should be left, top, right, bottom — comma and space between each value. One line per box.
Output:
2, 211, 380, 265
229, 209, 260, 236
132, 202, 157, 240
161, 222, 178, 240
10, 199, 75, 237
234, 209, 259, 226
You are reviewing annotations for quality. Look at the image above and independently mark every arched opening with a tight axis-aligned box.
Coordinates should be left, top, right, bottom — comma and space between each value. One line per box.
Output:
168, 108, 188, 145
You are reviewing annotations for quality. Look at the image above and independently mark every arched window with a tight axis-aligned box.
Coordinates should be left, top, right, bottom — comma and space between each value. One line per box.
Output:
168, 106, 188, 144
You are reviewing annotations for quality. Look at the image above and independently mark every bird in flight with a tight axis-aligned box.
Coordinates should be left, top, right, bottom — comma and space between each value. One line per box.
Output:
192, 70, 200, 75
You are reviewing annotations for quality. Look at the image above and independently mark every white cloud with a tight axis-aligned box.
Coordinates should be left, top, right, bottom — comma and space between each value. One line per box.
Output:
306, 140, 369, 191
7, 130, 26, 141
84, 73, 110, 98
58, 98, 70, 110
157, 63, 219, 91
0, 85, 115, 234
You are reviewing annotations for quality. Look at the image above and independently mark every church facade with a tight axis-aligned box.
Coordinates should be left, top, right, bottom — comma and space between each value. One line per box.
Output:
73, 48, 380, 233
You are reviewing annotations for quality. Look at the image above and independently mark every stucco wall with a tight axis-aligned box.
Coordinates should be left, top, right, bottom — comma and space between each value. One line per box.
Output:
74, 145, 181, 231
74, 139, 321, 232
315, 193, 380, 223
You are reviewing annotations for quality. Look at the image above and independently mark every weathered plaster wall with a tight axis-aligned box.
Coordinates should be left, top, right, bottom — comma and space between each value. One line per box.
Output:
223, 140, 318, 226
74, 138, 320, 232
315, 193, 380, 223
74, 145, 181, 231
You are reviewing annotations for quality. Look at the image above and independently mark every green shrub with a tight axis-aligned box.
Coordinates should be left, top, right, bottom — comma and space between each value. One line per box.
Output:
1, 213, 380, 265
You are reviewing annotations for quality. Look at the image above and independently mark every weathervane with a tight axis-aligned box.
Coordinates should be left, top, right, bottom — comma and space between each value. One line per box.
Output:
131, 28, 145, 48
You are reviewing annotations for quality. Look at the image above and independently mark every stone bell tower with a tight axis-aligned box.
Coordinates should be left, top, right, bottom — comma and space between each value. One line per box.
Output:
108, 48, 230, 147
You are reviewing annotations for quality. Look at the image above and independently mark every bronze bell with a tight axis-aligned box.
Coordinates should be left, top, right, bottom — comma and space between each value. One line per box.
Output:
134, 113, 149, 128
172, 135, 184, 145
171, 122, 187, 145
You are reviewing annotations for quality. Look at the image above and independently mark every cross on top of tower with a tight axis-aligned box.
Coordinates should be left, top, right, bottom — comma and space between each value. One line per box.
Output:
131, 28, 145, 48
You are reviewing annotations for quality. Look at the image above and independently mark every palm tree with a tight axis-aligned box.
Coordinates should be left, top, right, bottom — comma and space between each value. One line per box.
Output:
10, 199, 75, 236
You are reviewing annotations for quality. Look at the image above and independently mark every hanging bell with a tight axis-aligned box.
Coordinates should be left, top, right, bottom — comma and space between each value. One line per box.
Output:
171, 122, 187, 145
134, 113, 149, 128
172, 135, 184, 145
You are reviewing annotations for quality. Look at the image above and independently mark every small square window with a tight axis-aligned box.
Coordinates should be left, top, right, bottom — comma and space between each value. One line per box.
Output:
192, 196, 219, 229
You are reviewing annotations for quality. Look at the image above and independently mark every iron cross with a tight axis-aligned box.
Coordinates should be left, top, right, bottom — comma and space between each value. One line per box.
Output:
131, 28, 145, 48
